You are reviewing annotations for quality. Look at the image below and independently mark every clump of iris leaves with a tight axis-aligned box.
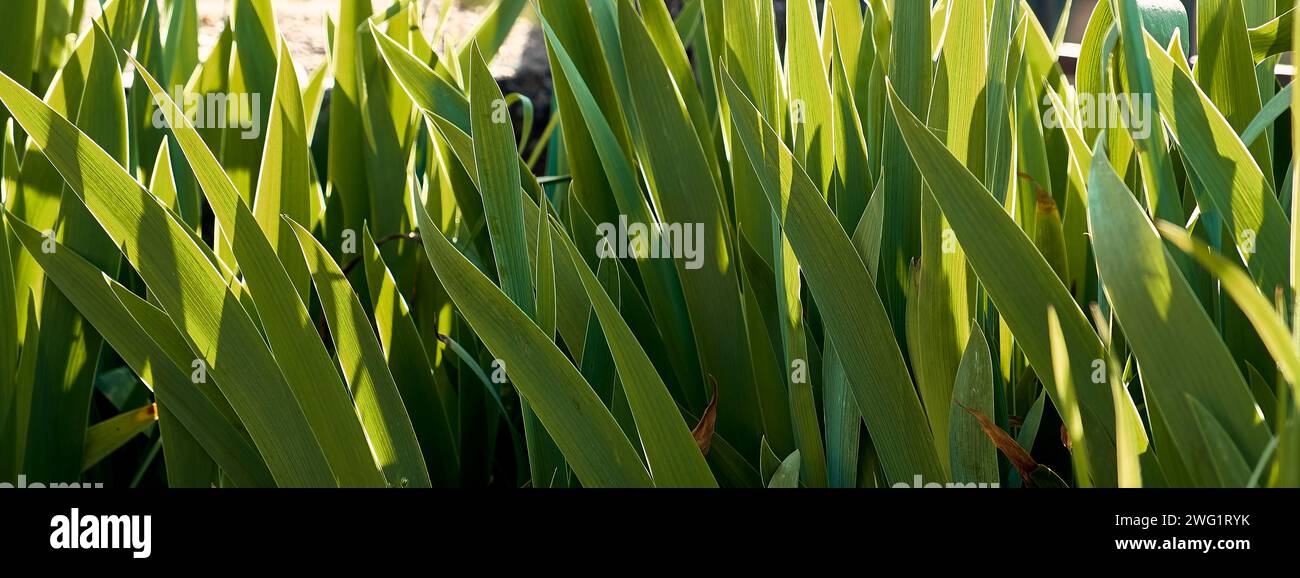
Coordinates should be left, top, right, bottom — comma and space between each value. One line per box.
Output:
0, 0, 1297, 489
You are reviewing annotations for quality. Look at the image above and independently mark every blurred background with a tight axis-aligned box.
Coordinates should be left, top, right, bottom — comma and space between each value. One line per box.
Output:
91, 1, 1202, 81
1047, 0, 1196, 48
66, 0, 1275, 139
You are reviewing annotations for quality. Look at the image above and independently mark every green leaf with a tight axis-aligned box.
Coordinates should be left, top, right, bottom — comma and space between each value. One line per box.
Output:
5, 294, 38, 480
0, 0, 40, 102
908, 0, 984, 462
0, 140, 17, 401
759, 435, 782, 485
370, 23, 471, 132
828, 20, 872, 231
735, 243, 797, 458
1110, 0, 1183, 225
1187, 396, 1253, 486
536, 0, 626, 229
149, 140, 179, 211
1244, 364, 1279, 430
6, 213, 274, 487
82, 404, 157, 472
164, 0, 200, 87
768, 450, 802, 488
0, 66, 337, 487
1195, 0, 1273, 187
302, 60, 331, 143
827, 0, 864, 77
1109, 350, 1144, 488
26, 21, 127, 482
1283, 0, 1300, 487
103, 0, 149, 65
1015, 392, 1048, 462
886, 79, 1127, 485
822, 340, 858, 488
1144, 30, 1289, 293
1087, 139, 1271, 486
434, 331, 525, 467
33, 1, 73, 87
131, 0, 169, 185
719, 0, 782, 260
357, 12, 416, 241
777, 0, 829, 489
536, 11, 703, 409
252, 38, 316, 303
132, 55, 385, 487
465, 41, 565, 487
469, 43, 534, 318
985, 0, 1017, 201
1042, 86, 1093, 300
361, 228, 460, 486
786, 0, 835, 191
328, 0, 373, 233
413, 189, 651, 488
853, 180, 887, 280
553, 220, 717, 487
459, 0, 528, 67
1242, 82, 1293, 148
185, 27, 234, 226
620, 4, 761, 450
639, 0, 719, 183
1046, 307, 1093, 487
1248, 8, 1293, 62
288, 219, 431, 488
949, 325, 998, 484
1156, 224, 1300, 396
221, 0, 278, 206
157, 409, 219, 488
1034, 194, 1069, 284
878, 0, 931, 335
725, 70, 945, 484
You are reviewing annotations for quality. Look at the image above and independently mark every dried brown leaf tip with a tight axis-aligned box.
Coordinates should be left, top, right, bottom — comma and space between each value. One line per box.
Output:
960, 405, 1068, 488
693, 376, 719, 456
960, 404, 1038, 485
1018, 171, 1055, 212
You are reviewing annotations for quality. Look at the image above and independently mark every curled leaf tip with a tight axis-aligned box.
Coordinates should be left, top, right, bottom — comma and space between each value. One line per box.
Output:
961, 405, 1038, 485
692, 376, 719, 456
